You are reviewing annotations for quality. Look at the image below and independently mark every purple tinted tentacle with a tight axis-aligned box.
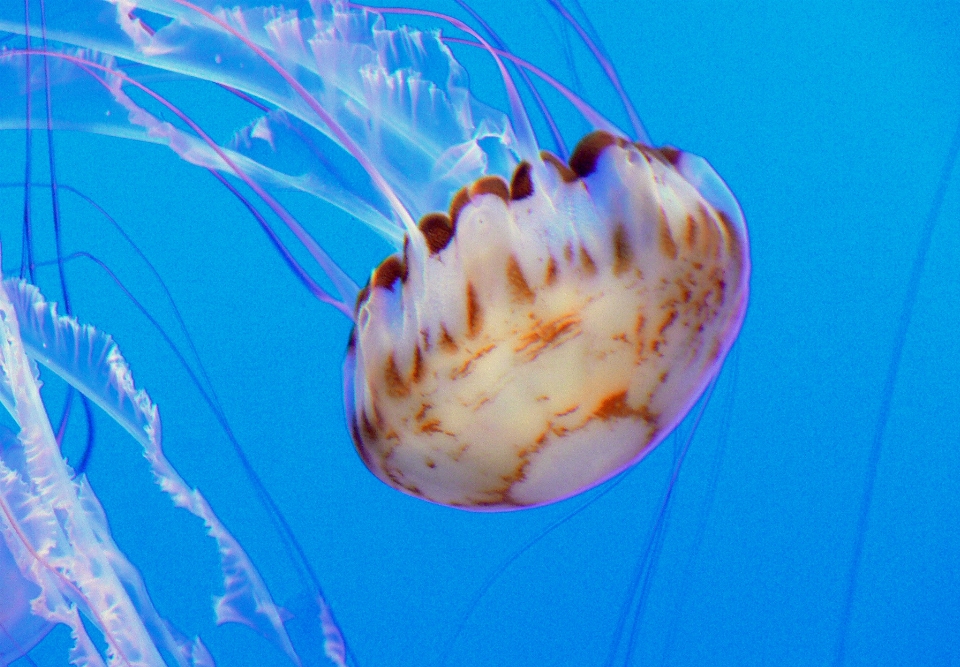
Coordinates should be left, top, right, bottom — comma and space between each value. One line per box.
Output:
443, 36, 619, 134
205, 168, 341, 311
546, 0, 649, 144
662, 348, 739, 667
36, 48, 360, 316
3, 136, 349, 665
37, 0, 64, 309
169, 0, 417, 236
4, 176, 336, 618
435, 472, 632, 667
452, 0, 568, 158
7, 46, 358, 316
606, 377, 719, 667
38, 0, 100, 475
19, 0, 34, 283
832, 98, 960, 667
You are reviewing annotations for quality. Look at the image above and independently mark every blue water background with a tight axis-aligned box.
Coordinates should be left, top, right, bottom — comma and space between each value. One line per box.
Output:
2, 1, 959, 665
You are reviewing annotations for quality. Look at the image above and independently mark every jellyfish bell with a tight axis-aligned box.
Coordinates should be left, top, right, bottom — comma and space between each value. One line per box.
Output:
345, 131, 749, 510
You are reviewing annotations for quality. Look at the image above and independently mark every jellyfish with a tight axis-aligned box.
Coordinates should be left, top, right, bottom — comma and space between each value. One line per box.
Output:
10, 3, 952, 667
347, 128, 748, 509
0, 0, 751, 661
3, 0, 748, 512
0, 2, 955, 664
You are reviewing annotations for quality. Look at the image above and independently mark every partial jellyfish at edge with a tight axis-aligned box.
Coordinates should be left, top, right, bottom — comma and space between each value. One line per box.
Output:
0, 262, 347, 666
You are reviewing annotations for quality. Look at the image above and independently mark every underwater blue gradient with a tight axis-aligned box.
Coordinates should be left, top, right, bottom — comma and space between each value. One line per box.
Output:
1, 1, 959, 665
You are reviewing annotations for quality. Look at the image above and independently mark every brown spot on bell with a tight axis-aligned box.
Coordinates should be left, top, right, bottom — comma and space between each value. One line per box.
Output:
569, 130, 619, 177
470, 175, 510, 201
540, 150, 577, 182
384, 354, 410, 398
612, 224, 633, 275
658, 208, 678, 260
374, 255, 406, 289
579, 246, 597, 275
419, 213, 454, 254
449, 187, 471, 226
506, 255, 535, 303
439, 325, 458, 352
544, 255, 559, 286
594, 391, 630, 420
466, 282, 483, 337
510, 161, 534, 200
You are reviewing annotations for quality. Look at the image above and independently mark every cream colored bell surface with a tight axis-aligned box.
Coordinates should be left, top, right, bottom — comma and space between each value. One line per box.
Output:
346, 131, 749, 510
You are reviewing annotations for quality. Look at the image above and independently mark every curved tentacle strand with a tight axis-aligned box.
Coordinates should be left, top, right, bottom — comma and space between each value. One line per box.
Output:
0, 0, 523, 236
0, 274, 305, 665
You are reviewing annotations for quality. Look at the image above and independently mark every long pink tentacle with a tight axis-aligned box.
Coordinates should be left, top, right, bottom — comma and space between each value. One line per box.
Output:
452, 0, 568, 158
444, 36, 621, 138
167, 0, 417, 235
546, 0, 649, 143
17, 48, 358, 318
